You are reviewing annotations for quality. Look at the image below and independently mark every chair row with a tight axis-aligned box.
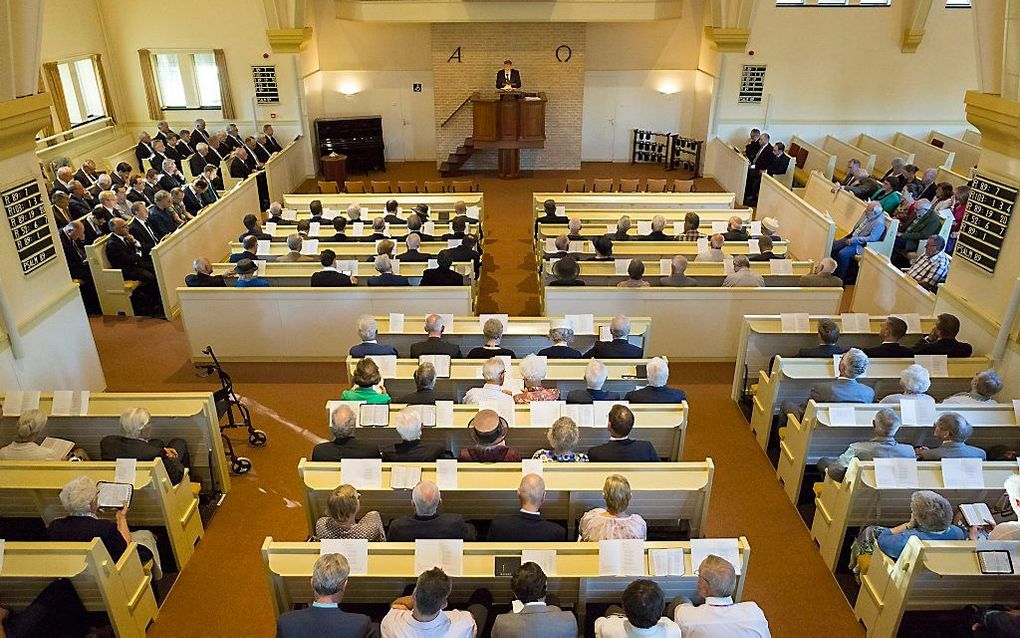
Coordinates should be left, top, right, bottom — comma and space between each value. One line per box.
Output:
321, 179, 479, 195
564, 177, 696, 193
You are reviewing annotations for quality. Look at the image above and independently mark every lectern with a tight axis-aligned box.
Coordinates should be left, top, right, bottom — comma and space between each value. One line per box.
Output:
470, 91, 547, 179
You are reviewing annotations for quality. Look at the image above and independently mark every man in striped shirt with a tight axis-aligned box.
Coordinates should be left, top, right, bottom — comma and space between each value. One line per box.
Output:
906, 235, 950, 292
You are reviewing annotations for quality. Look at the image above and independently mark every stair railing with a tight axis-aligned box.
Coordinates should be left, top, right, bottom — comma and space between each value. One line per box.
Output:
441, 93, 477, 128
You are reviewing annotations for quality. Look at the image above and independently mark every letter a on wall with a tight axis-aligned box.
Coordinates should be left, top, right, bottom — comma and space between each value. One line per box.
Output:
448, 47, 462, 63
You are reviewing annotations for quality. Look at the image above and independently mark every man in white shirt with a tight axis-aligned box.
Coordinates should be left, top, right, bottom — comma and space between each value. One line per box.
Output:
463, 357, 514, 406
381, 567, 487, 638
595, 579, 680, 637
672, 555, 770, 637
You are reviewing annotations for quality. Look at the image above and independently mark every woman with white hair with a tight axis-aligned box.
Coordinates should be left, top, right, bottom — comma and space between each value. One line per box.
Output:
513, 354, 560, 403
0, 410, 78, 460
466, 318, 516, 359
532, 416, 588, 463
537, 319, 582, 359
958, 474, 1020, 542
315, 484, 386, 541
879, 364, 936, 408
943, 370, 1003, 404
99, 407, 191, 485
579, 474, 647, 541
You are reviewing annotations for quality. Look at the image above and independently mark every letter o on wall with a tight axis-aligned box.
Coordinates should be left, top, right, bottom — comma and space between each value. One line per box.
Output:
555, 45, 572, 63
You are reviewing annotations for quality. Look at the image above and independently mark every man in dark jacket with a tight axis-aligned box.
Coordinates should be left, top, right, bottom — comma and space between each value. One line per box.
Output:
623, 357, 687, 403
487, 474, 567, 541
913, 313, 973, 358
565, 360, 620, 404
311, 249, 356, 287
409, 314, 462, 358
381, 409, 451, 462
892, 203, 944, 267
185, 257, 231, 287
863, 316, 915, 358
586, 405, 659, 462
276, 554, 374, 638
310, 406, 380, 461
419, 251, 465, 286
795, 318, 849, 358
100, 406, 191, 484
583, 316, 643, 358
387, 480, 476, 541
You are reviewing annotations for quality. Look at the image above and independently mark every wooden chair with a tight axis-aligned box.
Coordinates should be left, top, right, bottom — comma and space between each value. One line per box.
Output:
397, 180, 418, 194
592, 178, 614, 193
317, 180, 339, 194
371, 180, 393, 193
345, 181, 366, 194
565, 178, 587, 192
451, 180, 475, 193
424, 180, 446, 193
672, 179, 695, 193
645, 178, 667, 193
618, 178, 640, 193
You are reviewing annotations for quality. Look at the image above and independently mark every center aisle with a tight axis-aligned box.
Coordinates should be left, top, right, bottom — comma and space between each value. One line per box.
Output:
89, 162, 862, 636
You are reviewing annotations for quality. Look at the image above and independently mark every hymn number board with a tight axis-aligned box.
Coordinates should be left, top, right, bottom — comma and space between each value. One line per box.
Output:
2, 179, 56, 275
738, 65, 766, 104
956, 173, 1019, 274
252, 66, 280, 104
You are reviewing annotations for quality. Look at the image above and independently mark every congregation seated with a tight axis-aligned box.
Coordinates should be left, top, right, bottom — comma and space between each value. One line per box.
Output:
394, 362, 443, 405
444, 234, 482, 275
278, 233, 316, 262
913, 313, 972, 357
493, 562, 577, 637
487, 473, 567, 541
410, 314, 462, 358
617, 259, 650, 288
660, 255, 698, 287
722, 255, 764, 288
579, 473, 647, 541
106, 217, 163, 316
892, 200, 943, 268
762, 217, 781, 242
817, 408, 914, 482
612, 216, 632, 242
537, 319, 583, 359
311, 249, 356, 287
672, 555, 771, 637
345, 203, 363, 223
868, 176, 903, 214
350, 315, 398, 357
784, 349, 874, 419
0, 410, 77, 460
677, 211, 702, 241
549, 255, 585, 287
100, 407, 192, 485
641, 215, 671, 241
862, 316, 914, 358
798, 257, 843, 287
367, 255, 410, 287
749, 235, 784, 261
239, 214, 271, 242
585, 234, 615, 261
276, 554, 373, 638
588, 405, 658, 462
695, 234, 725, 262
624, 357, 686, 403
459, 408, 520, 462
830, 202, 886, 282
229, 235, 259, 263
905, 235, 950, 292
382, 567, 489, 638
185, 257, 231, 287
60, 220, 101, 314
397, 233, 431, 263
916, 412, 987, 460
565, 359, 620, 404
307, 199, 327, 225
943, 370, 1002, 405
596, 579, 679, 638
535, 198, 569, 229
532, 416, 589, 463
233, 258, 270, 287
315, 484, 386, 541
382, 199, 403, 225
795, 318, 847, 358
367, 217, 388, 242
311, 405, 380, 461
879, 364, 935, 408
466, 318, 517, 359
328, 216, 350, 241
514, 354, 560, 403
341, 358, 390, 404
382, 408, 451, 462
387, 481, 476, 541
961, 475, 1020, 542
451, 200, 476, 223
722, 215, 749, 242
583, 315, 642, 358
406, 213, 433, 241
420, 251, 465, 286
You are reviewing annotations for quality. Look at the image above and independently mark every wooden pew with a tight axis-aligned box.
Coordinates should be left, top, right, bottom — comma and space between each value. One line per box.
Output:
102, 144, 140, 175
936, 166, 970, 189
748, 355, 992, 451
537, 240, 790, 261
541, 259, 814, 288
850, 248, 937, 316
755, 175, 836, 262
232, 240, 466, 260
855, 538, 1020, 637
298, 460, 712, 538
178, 287, 475, 362
0, 459, 203, 569
282, 194, 484, 223
822, 136, 877, 182
729, 314, 937, 403
0, 540, 158, 637
778, 401, 1019, 506
892, 132, 954, 170
545, 286, 843, 360
800, 171, 900, 260
703, 138, 748, 204
812, 459, 1018, 572
532, 192, 737, 220
961, 129, 982, 146
535, 209, 749, 237
855, 134, 915, 178
209, 261, 476, 288
0, 392, 230, 494
372, 315, 652, 358
790, 136, 837, 186
344, 403, 688, 461
85, 235, 140, 316
262, 538, 752, 628
264, 221, 479, 240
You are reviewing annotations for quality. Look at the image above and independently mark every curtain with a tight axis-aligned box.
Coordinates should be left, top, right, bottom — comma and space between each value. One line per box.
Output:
138, 49, 162, 120
213, 49, 235, 119
38, 71, 55, 138
92, 53, 117, 123
41, 61, 71, 132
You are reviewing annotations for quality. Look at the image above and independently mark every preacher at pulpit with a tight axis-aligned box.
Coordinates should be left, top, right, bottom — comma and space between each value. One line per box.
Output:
496, 59, 522, 90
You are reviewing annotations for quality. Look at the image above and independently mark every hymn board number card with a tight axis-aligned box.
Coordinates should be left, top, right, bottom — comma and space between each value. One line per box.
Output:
738, 65, 766, 104
3, 179, 56, 275
956, 173, 1019, 274
252, 66, 280, 104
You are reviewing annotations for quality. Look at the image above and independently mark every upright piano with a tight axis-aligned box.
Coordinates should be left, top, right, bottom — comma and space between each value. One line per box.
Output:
315, 116, 385, 174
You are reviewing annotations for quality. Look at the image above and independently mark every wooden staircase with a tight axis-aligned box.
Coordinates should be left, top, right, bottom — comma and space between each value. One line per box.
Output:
440, 137, 475, 177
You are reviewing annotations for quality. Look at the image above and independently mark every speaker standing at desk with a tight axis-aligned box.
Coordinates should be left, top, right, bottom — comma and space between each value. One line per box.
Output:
496, 59, 522, 90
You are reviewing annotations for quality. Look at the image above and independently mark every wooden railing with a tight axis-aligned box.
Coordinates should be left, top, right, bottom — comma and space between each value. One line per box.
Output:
440, 93, 475, 128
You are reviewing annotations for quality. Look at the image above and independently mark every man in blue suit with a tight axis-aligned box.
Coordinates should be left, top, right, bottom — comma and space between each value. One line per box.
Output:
583, 316, 643, 358
276, 553, 374, 638
350, 315, 399, 357
367, 255, 411, 287
624, 357, 686, 403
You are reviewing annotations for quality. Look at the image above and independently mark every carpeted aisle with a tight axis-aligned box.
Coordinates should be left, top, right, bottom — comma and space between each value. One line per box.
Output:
90, 162, 863, 636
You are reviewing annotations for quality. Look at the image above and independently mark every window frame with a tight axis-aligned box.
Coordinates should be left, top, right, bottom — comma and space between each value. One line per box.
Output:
776, 0, 892, 6
55, 55, 108, 129
150, 49, 223, 112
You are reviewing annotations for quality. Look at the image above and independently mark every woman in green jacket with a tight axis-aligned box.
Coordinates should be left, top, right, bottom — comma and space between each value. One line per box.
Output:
342, 358, 391, 404
870, 177, 903, 214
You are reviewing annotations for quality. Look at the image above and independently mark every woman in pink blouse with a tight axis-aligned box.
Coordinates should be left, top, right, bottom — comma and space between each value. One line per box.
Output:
579, 474, 647, 541
514, 354, 560, 403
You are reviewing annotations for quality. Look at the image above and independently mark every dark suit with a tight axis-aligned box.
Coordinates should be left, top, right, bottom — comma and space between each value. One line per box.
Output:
397, 249, 431, 263
126, 189, 153, 207
393, 389, 439, 405
277, 606, 373, 638
48, 516, 154, 564
230, 157, 253, 179
367, 273, 411, 286
587, 438, 659, 462
191, 128, 210, 149
444, 245, 481, 274
73, 168, 98, 189
768, 153, 791, 176
182, 187, 204, 215
229, 250, 258, 264
749, 251, 784, 262
625, 385, 687, 403
310, 437, 380, 462
496, 68, 522, 89
128, 218, 159, 258
350, 342, 398, 357
641, 230, 671, 241
149, 152, 169, 172
69, 194, 91, 218
185, 272, 227, 287
311, 270, 355, 287
190, 153, 213, 177
420, 267, 464, 286
410, 336, 462, 358
537, 345, 583, 359
264, 135, 284, 153
795, 343, 848, 358
224, 134, 244, 152
52, 179, 74, 194
583, 338, 642, 359
157, 172, 185, 193
253, 144, 272, 163
61, 230, 100, 314
175, 140, 193, 160
387, 512, 475, 541
744, 139, 762, 161
147, 205, 177, 239
487, 511, 566, 542
914, 337, 973, 358
100, 434, 190, 484
565, 388, 620, 404
863, 342, 915, 358
135, 141, 154, 171
382, 439, 452, 462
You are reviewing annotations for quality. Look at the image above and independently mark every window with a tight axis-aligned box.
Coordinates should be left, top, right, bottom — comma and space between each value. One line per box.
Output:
56, 56, 106, 126
777, 0, 890, 5
152, 51, 222, 109
946, 0, 971, 7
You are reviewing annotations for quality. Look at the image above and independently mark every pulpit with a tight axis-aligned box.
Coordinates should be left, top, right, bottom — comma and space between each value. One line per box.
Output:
470, 91, 547, 179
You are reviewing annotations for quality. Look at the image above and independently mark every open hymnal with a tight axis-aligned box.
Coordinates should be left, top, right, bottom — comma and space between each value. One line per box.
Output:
414, 539, 463, 575
49, 391, 89, 416
960, 502, 995, 527
436, 459, 458, 490
780, 313, 810, 333
690, 538, 742, 575
840, 313, 871, 333
530, 401, 564, 426
419, 354, 451, 378
300, 239, 319, 255
97, 482, 133, 509
521, 549, 557, 576
769, 259, 793, 275
364, 355, 397, 379
648, 548, 686, 576
565, 314, 595, 335
893, 313, 923, 333
560, 404, 595, 427
614, 259, 629, 275
873, 458, 919, 488
320, 538, 368, 575
598, 325, 612, 342
941, 458, 985, 489
358, 404, 390, 427
435, 401, 455, 427
389, 313, 405, 332
341, 459, 383, 489
598, 539, 645, 576
414, 404, 437, 427
390, 465, 422, 490
899, 398, 937, 427
114, 458, 137, 484
521, 459, 544, 477
39, 437, 74, 459
914, 354, 949, 377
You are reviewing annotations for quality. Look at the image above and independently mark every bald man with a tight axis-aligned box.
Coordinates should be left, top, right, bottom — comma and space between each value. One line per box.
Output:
387, 480, 476, 541
487, 474, 567, 541
409, 314, 462, 358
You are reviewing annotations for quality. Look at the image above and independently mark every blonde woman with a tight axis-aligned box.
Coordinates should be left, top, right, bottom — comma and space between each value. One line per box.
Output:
532, 417, 588, 463
315, 484, 386, 541
579, 474, 647, 541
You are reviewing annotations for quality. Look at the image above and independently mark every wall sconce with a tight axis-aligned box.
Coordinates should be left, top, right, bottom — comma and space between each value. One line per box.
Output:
339, 83, 360, 97
658, 83, 679, 95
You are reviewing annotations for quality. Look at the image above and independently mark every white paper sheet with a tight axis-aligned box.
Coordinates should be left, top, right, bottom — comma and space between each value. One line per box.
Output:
659, 258, 671, 275
257, 239, 271, 255
711, 221, 728, 234
423, 222, 436, 235
419, 354, 451, 378
447, 239, 462, 249
690, 538, 741, 575
1013, 399, 1020, 426
301, 239, 319, 255
530, 401, 564, 426
337, 260, 357, 275
598, 539, 645, 576
779, 313, 810, 333
746, 239, 760, 254
320, 538, 369, 575
723, 257, 734, 275
40, 437, 74, 458
413, 404, 437, 427
414, 539, 463, 575
648, 548, 686, 576
467, 205, 480, 218
521, 459, 544, 477
114, 458, 137, 484
364, 355, 398, 379
605, 225, 616, 235
390, 465, 423, 490
614, 259, 629, 275
76, 391, 89, 416
555, 205, 566, 216
637, 221, 652, 236
568, 240, 584, 253
265, 221, 278, 235
769, 259, 793, 275
352, 222, 364, 237
3, 391, 40, 417
389, 313, 405, 332
521, 549, 557, 576
598, 325, 612, 342
480, 399, 516, 427
941, 458, 985, 489
828, 406, 856, 426
873, 458, 919, 488
696, 237, 709, 253
544, 238, 556, 252
565, 314, 595, 335
560, 404, 594, 428
309, 222, 320, 238
341, 459, 383, 489
914, 354, 949, 378
359, 404, 389, 427
893, 313, 923, 333
899, 398, 937, 427
282, 208, 297, 221
833, 354, 843, 378
256, 260, 267, 277
840, 313, 871, 334
750, 221, 762, 236
427, 259, 439, 269
50, 391, 74, 416
436, 459, 458, 490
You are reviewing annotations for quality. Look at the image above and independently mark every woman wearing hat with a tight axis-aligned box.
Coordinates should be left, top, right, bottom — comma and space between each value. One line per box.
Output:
342, 358, 391, 404
459, 409, 520, 462
233, 258, 270, 287
548, 255, 585, 287
760, 217, 781, 241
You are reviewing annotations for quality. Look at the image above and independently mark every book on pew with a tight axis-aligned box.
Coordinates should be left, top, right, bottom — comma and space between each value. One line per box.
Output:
690, 538, 742, 575
746, 239, 760, 254
941, 458, 984, 489
696, 237, 708, 253
301, 239, 319, 256
530, 401, 565, 426
309, 222, 320, 238
114, 458, 137, 484
599, 539, 645, 576
568, 240, 584, 253
412, 404, 437, 427
649, 548, 686, 576
320, 539, 368, 575
388, 313, 405, 332
256, 260, 267, 277
265, 221, 277, 235
321, 209, 338, 220
723, 257, 734, 275
614, 259, 629, 275
975, 540, 1018, 574
750, 221, 762, 236
282, 208, 297, 221
711, 221, 727, 234
435, 401, 454, 427
337, 260, 357, 276
522, 459, 544, 477
390, 465, 422, 490
659, 258, 671, 275
561, 404, 595, 427
49, 391, 89, 416
565, 314, 595, 335
873, 458, 919, 488
359, 404, 390, 427
900, 398, 937, 426
436, 459, 458, 489
352, 222, 364, 237
598, 325, 613, 342
341, 459, 383, 489
637, 221, 652, 236
256, 239, 271, 256
780, 313, 810, 333
521, 549, 557, 576
892, 313, 922, 333
840, 313, 871, 333
96, 481, 133, 510
415, 539, 463, 576
770, 260, 793, 275
39, 437, 75, 459
960, 503, 995, 527
914, 354, 949, 378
